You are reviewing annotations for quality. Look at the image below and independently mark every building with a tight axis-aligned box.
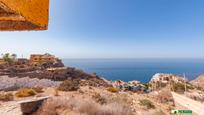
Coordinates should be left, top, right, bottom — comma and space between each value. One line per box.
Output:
29, 53, 57, 66
150, 73, 186, 84
16, 58, 29, 65
149, 73, 187, 91
0, 58, 6, 65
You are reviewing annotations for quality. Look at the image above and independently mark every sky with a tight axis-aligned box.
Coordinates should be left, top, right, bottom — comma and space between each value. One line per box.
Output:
0, 0, 204, 59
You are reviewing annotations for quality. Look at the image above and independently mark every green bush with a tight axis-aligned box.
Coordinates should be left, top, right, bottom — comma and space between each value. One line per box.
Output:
58, 79, 80, 91
139, 99, 155, 109
15, 88, 36, 97
107, 87, 119, 93
0, 92, 14, 101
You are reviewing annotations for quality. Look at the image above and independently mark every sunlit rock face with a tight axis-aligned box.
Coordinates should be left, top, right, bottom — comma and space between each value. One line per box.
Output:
0, 0, 49, 31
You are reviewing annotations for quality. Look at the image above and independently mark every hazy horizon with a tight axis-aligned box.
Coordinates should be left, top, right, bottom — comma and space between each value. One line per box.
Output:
1, 0, 204, 59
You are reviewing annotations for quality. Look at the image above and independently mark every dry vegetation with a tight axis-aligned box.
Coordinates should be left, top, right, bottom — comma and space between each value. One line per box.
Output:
31, 85, 175, 115
33, 96, 133, 115
57, 79, 80, 91
107, 87, 119, 93
15, 88, 36, 97
139, 99, 155, 109
32, 87, 44, 93
147, 87, 175, 114
0, 92, 14, 101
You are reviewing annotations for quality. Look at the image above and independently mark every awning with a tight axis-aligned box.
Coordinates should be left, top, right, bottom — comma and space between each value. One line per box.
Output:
0, 0, 49, 31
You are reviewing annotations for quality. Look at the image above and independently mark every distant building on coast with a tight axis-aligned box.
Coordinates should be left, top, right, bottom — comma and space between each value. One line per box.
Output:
29, 53, 57, 66
150, 73, 186, 84
0, 58, 6, 65
149, 73, 187, 91
16, 58, 29, 65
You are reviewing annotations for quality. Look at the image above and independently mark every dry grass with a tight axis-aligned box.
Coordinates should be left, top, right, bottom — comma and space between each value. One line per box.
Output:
0, 92, 14, 101
156, 88, 174, 104
139, 99, 155, 109
33, 96, 133, 115
15, 88, 36, 97
58, 80, 80, 91
32, 87, 44, 93
107, 87, 119, 93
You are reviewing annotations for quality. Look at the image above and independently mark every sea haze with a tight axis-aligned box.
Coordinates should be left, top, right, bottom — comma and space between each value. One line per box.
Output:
63, 59, 204, 83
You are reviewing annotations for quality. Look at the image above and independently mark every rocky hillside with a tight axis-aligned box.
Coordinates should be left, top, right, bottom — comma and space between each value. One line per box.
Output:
191, 74, 204, 88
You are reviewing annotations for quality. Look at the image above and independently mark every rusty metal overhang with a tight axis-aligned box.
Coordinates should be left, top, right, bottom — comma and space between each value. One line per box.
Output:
0, 0, 49, 31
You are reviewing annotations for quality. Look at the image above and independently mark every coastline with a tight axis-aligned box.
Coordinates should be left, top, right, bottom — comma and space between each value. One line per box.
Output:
63, 58, 204, 82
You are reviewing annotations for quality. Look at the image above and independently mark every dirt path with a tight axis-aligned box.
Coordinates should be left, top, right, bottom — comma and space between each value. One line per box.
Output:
172, 92, 204, 115
0, 96, 50, 115
0, 102, 22, 115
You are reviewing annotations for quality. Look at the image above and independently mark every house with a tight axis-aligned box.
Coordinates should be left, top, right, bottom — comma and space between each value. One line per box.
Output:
112, 80, 126, 88
150, 73, 186, 84
0, 58, 6, 65
149, 73, 187, 90
29, 53, 57, 66
16, 58, 29, 65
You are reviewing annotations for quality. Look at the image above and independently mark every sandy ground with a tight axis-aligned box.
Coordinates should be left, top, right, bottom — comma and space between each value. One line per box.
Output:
172, 92, 204, 115
0, 101, 21, 115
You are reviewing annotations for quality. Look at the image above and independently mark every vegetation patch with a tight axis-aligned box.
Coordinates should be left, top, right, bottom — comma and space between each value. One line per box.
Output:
139, 99, 155, 109
171, 83, 185, 93
58, 79, 80, 91
15, 88, 36, 97
34, 97, 133, 115
154, 110, 166, 115
32, 87, 44, 93
0, 92, 14, 101
107, 87, 119, 93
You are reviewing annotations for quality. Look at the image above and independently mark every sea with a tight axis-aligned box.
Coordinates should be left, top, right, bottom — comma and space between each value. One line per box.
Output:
63, 59, 204, 83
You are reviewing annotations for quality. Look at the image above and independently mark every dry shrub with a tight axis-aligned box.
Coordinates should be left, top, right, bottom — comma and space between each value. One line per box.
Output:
101, 102, 132, 115
58, 80, 79, 91
154, 110, 166, 115
172, 83, 185, 93
34, 96, 133, 115
0, 92, 14, 101
54, 88, 59, 96
139, 99, 155, 109
107, 87, 119, 93
15, 88, 36, 97
32, 87, 44, 93
92, 93, 107, 104
156, 88, 174, 104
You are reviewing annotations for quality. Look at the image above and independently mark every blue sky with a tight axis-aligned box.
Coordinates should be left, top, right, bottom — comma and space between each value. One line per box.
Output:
0, 0, 204, 59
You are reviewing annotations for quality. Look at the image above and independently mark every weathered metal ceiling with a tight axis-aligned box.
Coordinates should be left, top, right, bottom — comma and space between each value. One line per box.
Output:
0, 0, 49, 31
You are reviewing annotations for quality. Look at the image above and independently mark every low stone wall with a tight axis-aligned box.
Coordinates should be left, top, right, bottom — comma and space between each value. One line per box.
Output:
19, 96, 50, 115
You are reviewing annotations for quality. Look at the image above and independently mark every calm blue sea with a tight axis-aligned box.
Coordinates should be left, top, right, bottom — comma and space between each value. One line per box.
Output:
63, 59, 204, 83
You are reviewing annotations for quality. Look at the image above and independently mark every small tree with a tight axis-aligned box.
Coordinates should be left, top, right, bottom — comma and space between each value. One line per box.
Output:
2, 53, 17, 65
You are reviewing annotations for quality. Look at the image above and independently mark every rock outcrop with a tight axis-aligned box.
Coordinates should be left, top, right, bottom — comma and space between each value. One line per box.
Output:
191, 74, 204, 88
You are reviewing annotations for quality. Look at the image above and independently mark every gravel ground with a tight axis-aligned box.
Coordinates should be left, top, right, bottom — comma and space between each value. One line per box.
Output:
0, 76, 61, 91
